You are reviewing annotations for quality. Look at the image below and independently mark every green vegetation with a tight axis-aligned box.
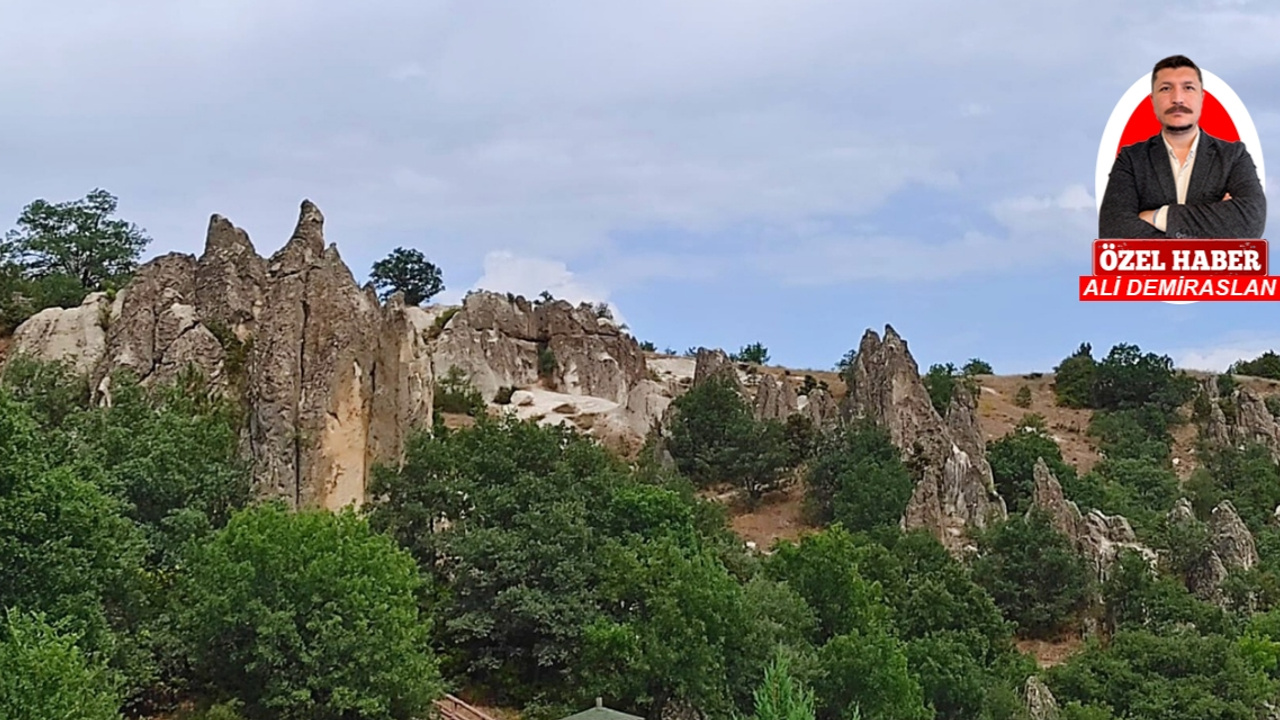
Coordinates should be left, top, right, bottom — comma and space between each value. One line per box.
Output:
1014, 384, 1032, 408
921, 363, 981, 415
962, 358, 993, 375
435, 365, 486, 416
1, 189, 150, 334
1230, 350, 1280, 379
370, 247, 445, 305
8, 313, 1280, 720
664, 374, 793, 501
731, 342, 771, 365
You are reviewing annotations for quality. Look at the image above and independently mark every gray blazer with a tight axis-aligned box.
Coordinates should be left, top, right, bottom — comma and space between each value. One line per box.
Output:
1098, 130, 1266, 239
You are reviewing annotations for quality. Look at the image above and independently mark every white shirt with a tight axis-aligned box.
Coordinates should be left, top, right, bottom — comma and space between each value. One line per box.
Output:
1153, 127, 1201, 232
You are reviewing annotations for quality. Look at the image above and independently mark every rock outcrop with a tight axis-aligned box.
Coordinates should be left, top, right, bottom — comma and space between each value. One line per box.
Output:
1024, 676, 1060, 720
842, 325, 1006, 553
11, 291, 119, 376
1029, 458, 1155, 581
752, 372, 799, 421
11, 202, 435, 511
1200, 376, 1280, 461
799, 387, 839, 428
1173, 498, 1258, 607
430, 291, 647, 406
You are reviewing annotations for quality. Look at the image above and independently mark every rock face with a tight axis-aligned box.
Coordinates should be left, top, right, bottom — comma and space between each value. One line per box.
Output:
1200, 376, 1280, 461
1029, 457, 1155, 581
10, 202, 435, 511
430, 291, 647, 406
1175, 498, 1258, 606
1024, 676, 1060, 720
842, 325, 1006, 553
752, 372, 799, 421
11, 291, 120, 376
799, 387, 840, 428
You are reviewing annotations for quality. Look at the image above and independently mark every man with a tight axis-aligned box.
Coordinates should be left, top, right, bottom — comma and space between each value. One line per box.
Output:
1098, 55, 1266, 239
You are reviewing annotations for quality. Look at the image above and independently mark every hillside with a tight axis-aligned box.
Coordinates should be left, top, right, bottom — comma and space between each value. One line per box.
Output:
6, 201, 1280, 720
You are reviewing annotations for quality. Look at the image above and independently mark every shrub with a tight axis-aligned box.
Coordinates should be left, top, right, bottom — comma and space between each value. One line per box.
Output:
494, 385, 517, 405
971, 510, 1093, 639
1053, 343, 1096, 408
435, 366, 485, 416
1014, 385, 1032, 408
537, 342, 558, 379
0, 611, 122, 720
176, 504, 441, 720
731, 342, 771, 365
962, 358, 993, 375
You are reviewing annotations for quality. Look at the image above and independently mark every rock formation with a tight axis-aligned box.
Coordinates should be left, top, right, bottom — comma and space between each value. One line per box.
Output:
691, 347, 741, 389
751, 372, 799, 421
430, 291, 647, 406
1171, 498, 1258, 607
842, 325, 1006, 553
1029, 458, 1155, 581
1200, 375, 1280, 461
1024, 676, 1060, 720
10, 291, 120, 376
799, 387, 839, 428
12, 202, 436, 511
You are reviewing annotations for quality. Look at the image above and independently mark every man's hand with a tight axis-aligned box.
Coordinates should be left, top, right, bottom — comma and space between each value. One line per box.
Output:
1139, 209, 1157, 226
1224, 192, 1233, 201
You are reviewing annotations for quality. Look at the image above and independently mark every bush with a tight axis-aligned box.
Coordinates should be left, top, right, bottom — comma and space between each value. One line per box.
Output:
804, 421, 914, 532
1230, 350, 1280, 380
666, 374, 790, 495
1014, 384, 1032, 408
0, 611, 122, 720
537, 342, 558, 379
962, 358, 993, 375
731, 342, 771, 365
177, 503, 441, 720
971, 510, 1093, 640
435, 365, 485, 416
1053, 343, 1096, 408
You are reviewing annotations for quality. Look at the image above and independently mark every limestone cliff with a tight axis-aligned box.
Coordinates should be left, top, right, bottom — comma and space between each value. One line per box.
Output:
842, 325, 1007, 553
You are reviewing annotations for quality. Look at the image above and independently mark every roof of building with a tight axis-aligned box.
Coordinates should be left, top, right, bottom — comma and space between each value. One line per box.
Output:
558, 698, 645, 720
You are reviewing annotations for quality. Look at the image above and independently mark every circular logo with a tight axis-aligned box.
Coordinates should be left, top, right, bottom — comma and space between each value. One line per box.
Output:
1095, 69, 1265, 304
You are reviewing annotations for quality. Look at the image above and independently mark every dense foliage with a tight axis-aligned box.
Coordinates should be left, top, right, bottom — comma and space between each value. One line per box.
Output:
1, 189, 149, 333
369, 247, 445, 305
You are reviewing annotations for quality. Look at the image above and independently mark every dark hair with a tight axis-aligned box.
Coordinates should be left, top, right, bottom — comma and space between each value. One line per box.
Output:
1152, 55, 1202, 87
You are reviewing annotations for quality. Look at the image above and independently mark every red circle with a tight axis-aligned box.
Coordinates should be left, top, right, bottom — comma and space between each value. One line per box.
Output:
1115, 91, 1239, 156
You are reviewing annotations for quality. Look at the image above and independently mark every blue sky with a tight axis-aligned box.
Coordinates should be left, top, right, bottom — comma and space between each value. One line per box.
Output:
3, 0, 1279, 375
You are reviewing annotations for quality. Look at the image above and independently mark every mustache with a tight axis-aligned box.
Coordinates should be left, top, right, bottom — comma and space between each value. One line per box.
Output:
1166, 105, 1193, 114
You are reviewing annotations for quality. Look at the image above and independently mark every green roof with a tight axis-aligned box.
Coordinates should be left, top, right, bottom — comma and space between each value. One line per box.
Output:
558, 699, 645, 720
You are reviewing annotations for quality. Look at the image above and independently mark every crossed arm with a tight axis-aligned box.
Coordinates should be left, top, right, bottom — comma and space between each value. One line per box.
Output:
1098, 144, 1267, 239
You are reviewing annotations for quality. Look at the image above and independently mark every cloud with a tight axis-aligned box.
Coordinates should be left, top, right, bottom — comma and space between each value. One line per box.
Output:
747, 183, 1096, 284
1172, 336, 1280, 372
448, 251, 627, 325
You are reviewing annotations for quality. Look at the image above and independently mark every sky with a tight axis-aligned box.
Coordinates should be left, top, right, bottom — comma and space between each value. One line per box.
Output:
3, 0, 1280, 375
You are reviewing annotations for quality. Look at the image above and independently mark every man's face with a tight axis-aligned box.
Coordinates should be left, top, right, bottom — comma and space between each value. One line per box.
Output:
1152, 67, 1202, 132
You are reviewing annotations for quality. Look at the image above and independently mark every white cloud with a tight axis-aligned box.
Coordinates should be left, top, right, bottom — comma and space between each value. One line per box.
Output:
447, 251, 627, 325
1173, 337, 1280, 372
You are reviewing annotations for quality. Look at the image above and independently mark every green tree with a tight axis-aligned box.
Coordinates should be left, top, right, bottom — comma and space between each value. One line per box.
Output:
732, 342, 771, 365
922, 363, 959, 415
1229, 350, 1280, 380
0, 611, 122, 720
1014, 384, 1032, 408
177, 503, 441, 720
5, 188, 150, 292
666, 375, 790, 496
962, 358, 993, 375
971, 511, 1093, 640
1091, 343, 1195, 415
741, 653, 816, 720
986, 422, 1076, 515
803, 421, 914, 532
1053, 343, 1096, 408
1048, 629, 1277, 720
812, 629, 930, 720
370, 247, 444, 305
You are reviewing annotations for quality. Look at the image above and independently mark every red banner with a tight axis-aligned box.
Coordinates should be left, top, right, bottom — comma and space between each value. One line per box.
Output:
1079, 274, 1280, 301
1092, 239, 1268, 276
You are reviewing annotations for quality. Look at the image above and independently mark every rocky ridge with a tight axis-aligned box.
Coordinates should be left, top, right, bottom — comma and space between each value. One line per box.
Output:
841, 326, 1007, 553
